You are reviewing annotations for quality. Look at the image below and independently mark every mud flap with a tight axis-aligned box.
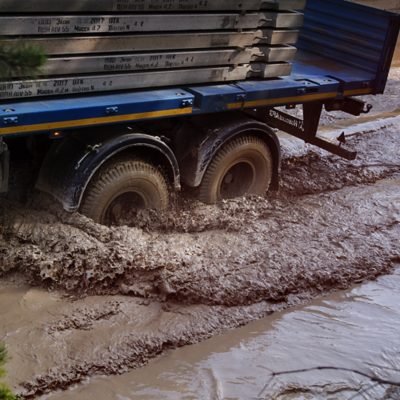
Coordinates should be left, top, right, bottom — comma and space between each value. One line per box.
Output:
0, 139, 9, 193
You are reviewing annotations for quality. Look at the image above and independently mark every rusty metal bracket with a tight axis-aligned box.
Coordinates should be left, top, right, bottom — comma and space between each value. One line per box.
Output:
265, 102, 357, 160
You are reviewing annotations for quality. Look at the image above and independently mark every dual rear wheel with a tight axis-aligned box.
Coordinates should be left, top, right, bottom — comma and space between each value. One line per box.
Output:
199, 135, 273, 204
80, 136, 273, 225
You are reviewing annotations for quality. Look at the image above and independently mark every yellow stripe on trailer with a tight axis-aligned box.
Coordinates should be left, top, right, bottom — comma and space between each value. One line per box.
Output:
227, 92, 339, 110
343, 88, 374, 96
0, 107, 193, 136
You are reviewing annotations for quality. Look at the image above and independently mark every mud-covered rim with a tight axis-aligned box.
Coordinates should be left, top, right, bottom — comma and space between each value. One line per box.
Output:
103, 190, 148, 225
218, 160, 256, 200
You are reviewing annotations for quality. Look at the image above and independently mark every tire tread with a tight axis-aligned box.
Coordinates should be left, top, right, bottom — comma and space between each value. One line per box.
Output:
199, 135, 272, 204
80, 158, 169, 224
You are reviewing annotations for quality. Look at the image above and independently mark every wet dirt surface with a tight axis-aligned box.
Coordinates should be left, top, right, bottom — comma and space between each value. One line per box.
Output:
1, 125, 399, 300
0, 132, 398, 397
0, 71, 399, 397
42, 266, 400, 400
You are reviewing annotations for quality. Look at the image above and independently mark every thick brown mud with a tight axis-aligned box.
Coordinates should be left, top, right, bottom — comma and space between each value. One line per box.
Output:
0, 71, 399, 397
43, 267, 400, 400
0, 161, 399, 396
1, 125, 399, 302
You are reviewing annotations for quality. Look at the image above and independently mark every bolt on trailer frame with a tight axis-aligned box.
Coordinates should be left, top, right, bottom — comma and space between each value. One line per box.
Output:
0, 0, 399, 197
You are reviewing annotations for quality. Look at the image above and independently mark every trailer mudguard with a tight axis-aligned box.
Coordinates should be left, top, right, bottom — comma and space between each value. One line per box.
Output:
36, 131, 180, 212
177, 113, 281, 190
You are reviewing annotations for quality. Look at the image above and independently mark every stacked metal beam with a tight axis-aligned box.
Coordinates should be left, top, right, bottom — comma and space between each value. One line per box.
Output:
0, 0, 306, 100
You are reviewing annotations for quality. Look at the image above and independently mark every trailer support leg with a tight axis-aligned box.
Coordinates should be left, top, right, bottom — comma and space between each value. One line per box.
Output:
264, 102, 357, 161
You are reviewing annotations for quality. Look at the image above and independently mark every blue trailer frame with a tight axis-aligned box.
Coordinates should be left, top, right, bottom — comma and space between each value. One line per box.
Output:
0, 0, 399, 139
0, 0, 399, 209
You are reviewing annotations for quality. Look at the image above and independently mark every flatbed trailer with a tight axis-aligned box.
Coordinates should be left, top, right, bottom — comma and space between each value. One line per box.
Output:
0, 0, 399, 225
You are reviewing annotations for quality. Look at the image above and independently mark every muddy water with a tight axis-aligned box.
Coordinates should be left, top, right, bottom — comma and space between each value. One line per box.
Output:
0, 72, 399, 397
0, 171, 399, 398
43, 267, 400, 400
1, 124, 399, 300
0, 125, 399, 397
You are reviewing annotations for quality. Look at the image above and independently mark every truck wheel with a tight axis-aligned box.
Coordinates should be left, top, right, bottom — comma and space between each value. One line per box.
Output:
199, 136, 273, 204
80, 158, 169, 225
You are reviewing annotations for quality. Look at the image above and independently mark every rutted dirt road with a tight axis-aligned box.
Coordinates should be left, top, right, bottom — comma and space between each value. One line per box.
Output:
0, 71, 399, 398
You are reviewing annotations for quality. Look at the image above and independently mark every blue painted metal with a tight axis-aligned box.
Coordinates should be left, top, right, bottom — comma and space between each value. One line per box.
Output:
0, 0, 398, 138
296, 0, 400, 93
235, 76, 339, 103
187, 76, 341, 114
291, 51, 374, 90
0, 89, 195, 136
187, 84, 245, 113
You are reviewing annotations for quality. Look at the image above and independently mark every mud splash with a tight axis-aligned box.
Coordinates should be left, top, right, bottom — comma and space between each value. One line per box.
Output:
0, 126, 399, 301
0, 159, 398, 396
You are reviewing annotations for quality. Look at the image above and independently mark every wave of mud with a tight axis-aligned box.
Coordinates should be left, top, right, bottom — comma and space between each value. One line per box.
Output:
0, 120, 399, 398
0, 127, 399, 306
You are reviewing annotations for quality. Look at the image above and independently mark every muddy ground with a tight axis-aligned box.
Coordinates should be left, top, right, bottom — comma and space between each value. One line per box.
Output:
45, 266, 400, 400
0, 71, 399, 398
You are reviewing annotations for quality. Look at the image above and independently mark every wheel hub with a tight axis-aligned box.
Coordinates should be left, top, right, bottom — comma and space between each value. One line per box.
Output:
220, 162, 254, 199
105, 191, 146, 225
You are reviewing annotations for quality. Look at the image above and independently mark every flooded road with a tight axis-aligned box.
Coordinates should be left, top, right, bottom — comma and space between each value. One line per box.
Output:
43, 267, 400, 400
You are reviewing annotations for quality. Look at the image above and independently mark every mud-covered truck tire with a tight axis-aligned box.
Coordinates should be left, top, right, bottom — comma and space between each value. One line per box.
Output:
80, 158, 169, 225
199, 135, 273, 204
